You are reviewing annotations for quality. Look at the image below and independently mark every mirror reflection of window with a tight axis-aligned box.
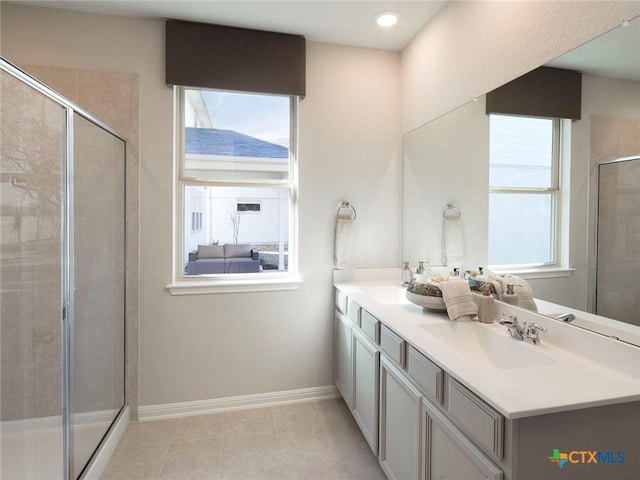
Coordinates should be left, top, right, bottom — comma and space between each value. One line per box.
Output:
488, 114, 562, 267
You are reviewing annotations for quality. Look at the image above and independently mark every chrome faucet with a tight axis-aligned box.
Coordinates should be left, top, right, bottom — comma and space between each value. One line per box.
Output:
499, 314, 547, 345
554, 313, 576, 323
499, 314, 525, 340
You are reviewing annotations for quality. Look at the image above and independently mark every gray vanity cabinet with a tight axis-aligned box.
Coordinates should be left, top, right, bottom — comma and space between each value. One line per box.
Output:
422, 398, 503, 480
334, 311, 353, 407
380, 356, 423, 480
352, 328, 380, 455
334, 287, 639, 480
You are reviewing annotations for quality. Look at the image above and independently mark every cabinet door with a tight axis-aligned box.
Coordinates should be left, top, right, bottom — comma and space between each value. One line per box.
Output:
422, 398, 503, 480
352, 328, 380, 455
380, 356, 422, 480
335, 311, 353, 407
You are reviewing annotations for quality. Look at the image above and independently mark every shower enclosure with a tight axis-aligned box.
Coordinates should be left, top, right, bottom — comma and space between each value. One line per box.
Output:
1, 59, 127, 478
595, 156, 640, 325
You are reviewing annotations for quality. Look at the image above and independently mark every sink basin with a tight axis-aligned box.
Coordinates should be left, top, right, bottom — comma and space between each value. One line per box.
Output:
420, 323, 556, 370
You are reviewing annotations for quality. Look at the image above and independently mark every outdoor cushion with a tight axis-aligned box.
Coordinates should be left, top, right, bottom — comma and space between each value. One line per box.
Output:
224, 243, 252, 258
198, 244, 224, 258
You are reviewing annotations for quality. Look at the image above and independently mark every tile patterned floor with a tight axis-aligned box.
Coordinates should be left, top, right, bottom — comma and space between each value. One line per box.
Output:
101, 398, 386, 480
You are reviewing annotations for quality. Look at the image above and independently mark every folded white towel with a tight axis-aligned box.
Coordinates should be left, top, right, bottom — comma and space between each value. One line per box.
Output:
486, 272, 537, 312
486, 272, 504, 297
439, 278, 478, 321
334, 218, 356, 269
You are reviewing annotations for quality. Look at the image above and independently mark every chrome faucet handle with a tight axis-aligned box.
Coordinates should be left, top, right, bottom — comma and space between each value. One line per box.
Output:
527, 322, 547, 333
525, 323, 547, 345
499, 314, 525, 340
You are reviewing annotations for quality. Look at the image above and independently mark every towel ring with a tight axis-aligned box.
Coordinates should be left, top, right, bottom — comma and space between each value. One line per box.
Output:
337, 201, 357, 220
443, 203, 460, 220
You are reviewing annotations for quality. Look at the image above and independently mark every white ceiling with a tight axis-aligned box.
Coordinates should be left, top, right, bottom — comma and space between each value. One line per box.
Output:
13, 0, 449, 51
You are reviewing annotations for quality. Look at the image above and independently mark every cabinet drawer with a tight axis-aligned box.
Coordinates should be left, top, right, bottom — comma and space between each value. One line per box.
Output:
407, 346, 443, 404
347, 299, 361, 326
335, 289, 347, 314
361, 310, 380, 344
380, 324, 406, 367
448, 378, 504, 459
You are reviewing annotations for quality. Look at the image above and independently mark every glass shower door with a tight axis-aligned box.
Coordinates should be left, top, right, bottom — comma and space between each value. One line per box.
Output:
70, 113, 126, 478
0, 66, 66, 480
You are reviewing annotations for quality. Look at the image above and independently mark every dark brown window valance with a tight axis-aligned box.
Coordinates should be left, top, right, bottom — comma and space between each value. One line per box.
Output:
486, 67, 582, 119
166, 20, 306, 97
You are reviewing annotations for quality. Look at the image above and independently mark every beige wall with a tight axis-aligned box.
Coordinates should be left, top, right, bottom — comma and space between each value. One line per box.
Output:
1, 4, 401, 409
401, 1, 640, 132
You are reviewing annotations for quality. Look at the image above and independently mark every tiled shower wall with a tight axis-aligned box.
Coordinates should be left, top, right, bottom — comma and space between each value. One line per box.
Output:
596, 158, 639, 324
588, 114, 640, 323
0, 65, 140, 420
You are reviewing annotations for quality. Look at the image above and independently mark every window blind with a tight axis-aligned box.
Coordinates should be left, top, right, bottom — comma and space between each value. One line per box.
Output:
486, 67, 582, 120
166, 20, 306, 97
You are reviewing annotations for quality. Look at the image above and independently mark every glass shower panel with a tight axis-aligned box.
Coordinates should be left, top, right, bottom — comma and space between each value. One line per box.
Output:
71, 113, 125, 478
0, 69, 65, 479
596, 158, 640, 325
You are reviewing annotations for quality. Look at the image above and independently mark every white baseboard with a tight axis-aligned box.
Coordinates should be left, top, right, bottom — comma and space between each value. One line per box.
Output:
138, 385, 340, 422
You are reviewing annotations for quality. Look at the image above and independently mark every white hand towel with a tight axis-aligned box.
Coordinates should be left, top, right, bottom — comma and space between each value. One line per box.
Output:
492, 275, 508, 299
443, 218, 464, 268
487, 273, 538, 312
334, 218, 356, 269
439, 278, 478, 321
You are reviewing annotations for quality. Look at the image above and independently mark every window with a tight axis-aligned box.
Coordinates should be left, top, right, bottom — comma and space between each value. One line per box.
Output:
190, 194, 203, 232
488, 114, 562, 268
173, 87, 299, 289
237, 202, 261, 213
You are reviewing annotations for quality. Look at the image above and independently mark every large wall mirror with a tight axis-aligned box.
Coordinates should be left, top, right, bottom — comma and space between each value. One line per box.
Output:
402, 17, 640, 344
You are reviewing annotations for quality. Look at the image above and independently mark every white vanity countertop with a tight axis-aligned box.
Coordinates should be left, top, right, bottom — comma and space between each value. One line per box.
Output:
335, 280, 640, 420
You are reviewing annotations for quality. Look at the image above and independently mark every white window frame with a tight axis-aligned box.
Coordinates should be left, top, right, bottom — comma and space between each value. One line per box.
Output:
488, 115, 571, 277
167, 87, 302, 295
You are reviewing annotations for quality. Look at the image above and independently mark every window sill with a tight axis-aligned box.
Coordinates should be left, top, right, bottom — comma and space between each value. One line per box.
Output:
166, 275, 303, 295
489, 267, 575, 280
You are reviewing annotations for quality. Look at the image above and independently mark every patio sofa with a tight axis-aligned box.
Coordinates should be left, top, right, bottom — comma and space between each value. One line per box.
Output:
185, 244, 261, 274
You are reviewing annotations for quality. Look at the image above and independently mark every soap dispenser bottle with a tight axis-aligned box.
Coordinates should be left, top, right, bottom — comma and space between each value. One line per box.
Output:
401, 261, 413, 286
477, 284, 495, 323
502, 284, 519, 306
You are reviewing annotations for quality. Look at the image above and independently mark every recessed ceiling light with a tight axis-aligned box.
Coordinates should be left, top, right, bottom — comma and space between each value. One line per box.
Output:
376, 11, 399, 28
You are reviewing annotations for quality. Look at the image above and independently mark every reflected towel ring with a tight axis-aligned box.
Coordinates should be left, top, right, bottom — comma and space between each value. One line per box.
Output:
337, 201, 357, 220
443, 203, 460, 220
